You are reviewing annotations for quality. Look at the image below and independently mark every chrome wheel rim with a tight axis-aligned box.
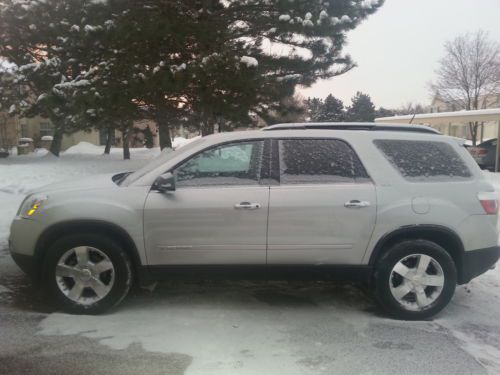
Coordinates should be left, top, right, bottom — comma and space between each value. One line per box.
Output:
389, 253, 445, 311
55, 246, 115, 306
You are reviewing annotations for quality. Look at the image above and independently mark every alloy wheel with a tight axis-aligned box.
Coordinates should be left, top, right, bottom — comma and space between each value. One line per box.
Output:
389, 253, 445, 311
55, 246, 115, 305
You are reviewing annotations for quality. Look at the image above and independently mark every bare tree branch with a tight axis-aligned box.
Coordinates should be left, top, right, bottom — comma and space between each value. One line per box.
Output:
430, 30, 500, 145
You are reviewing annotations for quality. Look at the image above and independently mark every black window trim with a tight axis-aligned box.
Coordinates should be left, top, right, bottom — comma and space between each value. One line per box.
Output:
272, 137, 373, 186
166, 138, 271, 188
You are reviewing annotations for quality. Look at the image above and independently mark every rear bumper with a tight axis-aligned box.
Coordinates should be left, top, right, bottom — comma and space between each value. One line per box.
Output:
460, 246, 500, 284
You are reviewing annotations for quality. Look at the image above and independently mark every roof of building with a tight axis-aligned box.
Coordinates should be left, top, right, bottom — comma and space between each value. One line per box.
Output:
375, 108, 500, 125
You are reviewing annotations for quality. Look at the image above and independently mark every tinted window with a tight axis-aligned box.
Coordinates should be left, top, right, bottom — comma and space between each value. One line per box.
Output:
374, 139, 471, 181
278, 139, 369, 184
175, 141, 264, 187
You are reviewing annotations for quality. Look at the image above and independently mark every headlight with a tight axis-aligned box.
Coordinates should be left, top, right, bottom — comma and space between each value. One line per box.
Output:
17, 194, 48, 218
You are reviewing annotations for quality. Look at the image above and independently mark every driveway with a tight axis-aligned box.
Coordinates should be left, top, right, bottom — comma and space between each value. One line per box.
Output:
1, 245, 498, 375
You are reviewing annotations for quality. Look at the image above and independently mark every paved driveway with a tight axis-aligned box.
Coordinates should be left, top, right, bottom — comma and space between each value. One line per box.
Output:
1, 246, 498, 375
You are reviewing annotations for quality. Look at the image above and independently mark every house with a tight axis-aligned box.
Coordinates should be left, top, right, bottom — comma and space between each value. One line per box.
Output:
429, 93, 500, 141
0, 111, 18, 151
0, 113, 164, 152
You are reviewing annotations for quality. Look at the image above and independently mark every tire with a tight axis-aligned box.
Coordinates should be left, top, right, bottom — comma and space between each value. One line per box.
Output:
42, 233, 133, 314
373, 239, 457, 320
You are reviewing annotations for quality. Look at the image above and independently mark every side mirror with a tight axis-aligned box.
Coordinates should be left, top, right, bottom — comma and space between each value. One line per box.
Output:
153, 172, 176, 192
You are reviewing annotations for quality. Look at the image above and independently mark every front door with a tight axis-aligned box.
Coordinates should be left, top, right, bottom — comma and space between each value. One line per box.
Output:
144, 140, 269, 265
267, 138, 377, 265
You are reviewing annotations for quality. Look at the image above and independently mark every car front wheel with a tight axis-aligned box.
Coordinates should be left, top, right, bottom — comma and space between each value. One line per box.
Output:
374, 239, 457, 320
42, 233, 132, 314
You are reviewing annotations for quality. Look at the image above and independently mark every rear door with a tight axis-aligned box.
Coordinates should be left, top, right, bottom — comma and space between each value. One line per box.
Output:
267, 138, 377, 265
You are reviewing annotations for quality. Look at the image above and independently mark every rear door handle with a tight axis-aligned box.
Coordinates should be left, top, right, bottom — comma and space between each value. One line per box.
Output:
234, 202, 261, 210
344, 200, 370, 208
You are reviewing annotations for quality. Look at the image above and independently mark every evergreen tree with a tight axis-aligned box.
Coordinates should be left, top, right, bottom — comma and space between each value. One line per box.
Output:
0, 0, 112, 156
166, 0, 384, 135
143, 126, 154, 149
318, 94, 345, 121
305, 97, 324, 121
375, 107, 395, 118
1, 0, 384, 157
305, 94, 344, 122
346, 91, 375, 122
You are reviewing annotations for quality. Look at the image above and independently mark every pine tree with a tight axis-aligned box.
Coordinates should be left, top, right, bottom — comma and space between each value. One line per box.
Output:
1, 0, 384, 157
305, 95, 345, 122
143, 126, 154, 149
164, 0, 384, 134
375, 107, 395, 118
305, 97, 324, 121
319, 94, 345, 121
0, 0, 120, 156
346, 91, 376, 122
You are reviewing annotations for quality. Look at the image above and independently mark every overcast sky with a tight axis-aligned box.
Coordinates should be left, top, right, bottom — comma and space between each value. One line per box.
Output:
300, 0, 500, 109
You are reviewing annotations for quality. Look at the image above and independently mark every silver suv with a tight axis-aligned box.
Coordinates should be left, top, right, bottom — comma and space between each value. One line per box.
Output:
9, 123, 500, 319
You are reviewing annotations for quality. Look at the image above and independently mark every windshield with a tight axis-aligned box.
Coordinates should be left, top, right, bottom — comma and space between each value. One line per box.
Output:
121, 138, 205, 185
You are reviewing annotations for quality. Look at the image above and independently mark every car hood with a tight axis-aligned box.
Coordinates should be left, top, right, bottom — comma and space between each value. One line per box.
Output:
34, 173, 120, 195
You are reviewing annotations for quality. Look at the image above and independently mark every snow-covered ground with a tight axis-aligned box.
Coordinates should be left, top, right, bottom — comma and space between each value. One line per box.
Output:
1, 144, 500, 374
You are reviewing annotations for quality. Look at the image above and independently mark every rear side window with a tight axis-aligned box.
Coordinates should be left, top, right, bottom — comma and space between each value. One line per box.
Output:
278, 139, 370, 184
374, 139, 472, 181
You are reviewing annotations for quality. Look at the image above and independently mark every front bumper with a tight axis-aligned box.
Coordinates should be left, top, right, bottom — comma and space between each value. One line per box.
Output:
10, 246, 38, 279
460, 246, 500, 284
9, 216, 45, 279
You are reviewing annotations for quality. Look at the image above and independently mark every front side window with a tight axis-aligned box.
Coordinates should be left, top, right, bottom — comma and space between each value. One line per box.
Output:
175, 141, 264, 187
278, 139, 370, 184
374, 139, 472, 181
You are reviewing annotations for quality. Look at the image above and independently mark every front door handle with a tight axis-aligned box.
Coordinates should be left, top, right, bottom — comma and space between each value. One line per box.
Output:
344, 200, 370, 208
234, 202, 261, 210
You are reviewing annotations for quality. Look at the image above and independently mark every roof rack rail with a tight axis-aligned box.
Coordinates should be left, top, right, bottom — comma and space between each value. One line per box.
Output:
262, 122, 441, 135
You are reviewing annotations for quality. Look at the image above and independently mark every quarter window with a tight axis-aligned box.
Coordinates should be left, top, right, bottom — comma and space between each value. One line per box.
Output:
374, 139, 472, 181
175, 141, 264, 187
278, 139, 369, 184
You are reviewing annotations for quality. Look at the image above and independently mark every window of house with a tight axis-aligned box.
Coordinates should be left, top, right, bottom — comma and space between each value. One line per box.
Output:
175, 141, 264, 187
39, 122, 53, 137
278, 139, 370, 184
374, 139, 471, 181
20, 123, 29, 138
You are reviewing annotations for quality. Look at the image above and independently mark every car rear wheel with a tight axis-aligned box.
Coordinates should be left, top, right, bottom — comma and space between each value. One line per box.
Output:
373, 239, 457, 320
42, 233, 132, 314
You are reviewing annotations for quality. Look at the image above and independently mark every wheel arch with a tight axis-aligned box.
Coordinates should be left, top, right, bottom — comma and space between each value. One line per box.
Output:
369, 225, 466, 283
34, 220, 149, 284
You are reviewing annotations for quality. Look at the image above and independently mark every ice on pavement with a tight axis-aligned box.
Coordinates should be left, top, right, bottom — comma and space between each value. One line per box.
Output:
1, 143, 500, 374
37, 281, 488, 375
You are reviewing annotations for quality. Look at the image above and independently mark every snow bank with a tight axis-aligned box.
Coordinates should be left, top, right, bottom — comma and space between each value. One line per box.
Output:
63, 141, 106, 155
173, 136, 201, 150
32, 148, 49, 157
240, 56, 258, 68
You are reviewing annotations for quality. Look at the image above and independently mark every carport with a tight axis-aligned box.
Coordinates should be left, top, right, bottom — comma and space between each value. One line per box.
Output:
375, 108, 500, 172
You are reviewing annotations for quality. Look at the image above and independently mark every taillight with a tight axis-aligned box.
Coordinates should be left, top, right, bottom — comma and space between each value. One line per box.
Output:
477, 148, 488, 156
469, 147, 488, 156
480, 200, 498, 214
478, 192, 499, 215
